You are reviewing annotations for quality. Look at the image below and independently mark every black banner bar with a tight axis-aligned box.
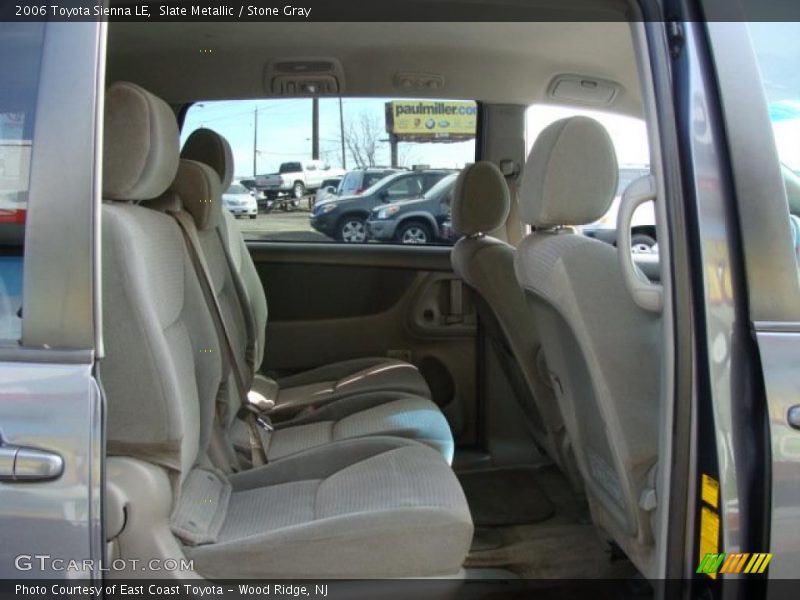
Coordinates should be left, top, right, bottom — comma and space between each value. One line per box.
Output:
2, 0, 800, 23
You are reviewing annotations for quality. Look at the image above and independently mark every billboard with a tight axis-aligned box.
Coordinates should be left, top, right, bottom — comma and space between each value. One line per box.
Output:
385, 100, 477, 142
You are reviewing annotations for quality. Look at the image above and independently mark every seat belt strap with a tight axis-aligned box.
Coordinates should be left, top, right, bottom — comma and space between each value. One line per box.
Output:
169, 209, 267, 467
215, 227, 258, 380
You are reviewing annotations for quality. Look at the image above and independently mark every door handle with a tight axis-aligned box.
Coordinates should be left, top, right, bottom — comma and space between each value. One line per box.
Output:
0, 443, 64, 482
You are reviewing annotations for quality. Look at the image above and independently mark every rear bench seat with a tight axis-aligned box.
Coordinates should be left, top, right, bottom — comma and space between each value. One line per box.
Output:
101, 81, 472, 578
149, 156, 454, 464
180, 128, 436, 416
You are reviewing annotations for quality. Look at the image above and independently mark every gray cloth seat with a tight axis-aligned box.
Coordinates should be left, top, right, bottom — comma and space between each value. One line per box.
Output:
185, 437, 472, 578
513, 116, 661, 575
181, 128, 433, 409
267, 391, 455, 461
100, 81, 472, 578
154, 155, 454, 463
450, 161, 573, 476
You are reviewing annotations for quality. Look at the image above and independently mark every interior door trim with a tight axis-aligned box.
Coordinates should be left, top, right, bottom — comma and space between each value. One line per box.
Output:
246, 241, 454, 271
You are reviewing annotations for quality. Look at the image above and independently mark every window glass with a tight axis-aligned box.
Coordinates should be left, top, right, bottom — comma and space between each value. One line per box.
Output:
226, 184, 249, 194
747, 22, 800, 236
526, 104, 653, 251
182, 98, 477, 245
279, 162, 302, 174
747, 23, 800, 171
338, 172, 360, 195
747, 22, 800, 265
426, 172, 458, 200
0, 23, 45, 341
383, 175, 423, 200
363, 171, 391, 189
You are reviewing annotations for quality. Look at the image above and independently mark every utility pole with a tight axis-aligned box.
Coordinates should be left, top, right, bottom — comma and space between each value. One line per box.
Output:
339, 97, 346, 169
390, 134, 399, 168
311, 98, 319, 160
253, 107, 258, 177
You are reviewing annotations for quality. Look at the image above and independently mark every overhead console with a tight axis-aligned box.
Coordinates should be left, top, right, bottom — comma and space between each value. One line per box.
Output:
264, 57, 345, 95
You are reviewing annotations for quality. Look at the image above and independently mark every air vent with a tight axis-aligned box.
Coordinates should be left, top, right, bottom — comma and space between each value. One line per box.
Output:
547, 75, 622, 106
265, 57, 345, 96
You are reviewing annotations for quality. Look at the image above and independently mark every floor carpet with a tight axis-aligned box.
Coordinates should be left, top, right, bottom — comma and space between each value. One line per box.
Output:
457, 466, 555, 526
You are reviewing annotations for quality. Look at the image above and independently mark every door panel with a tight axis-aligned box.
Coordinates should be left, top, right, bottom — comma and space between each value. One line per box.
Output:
0, 362, 102, 579
248, 242, 479, 444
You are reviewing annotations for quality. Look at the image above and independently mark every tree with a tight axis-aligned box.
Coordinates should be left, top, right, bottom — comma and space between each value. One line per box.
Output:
342, 112, 384, 168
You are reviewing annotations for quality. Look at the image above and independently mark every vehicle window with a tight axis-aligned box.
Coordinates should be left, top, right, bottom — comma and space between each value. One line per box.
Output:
182, 97, 477, 244
226, 184, 249, 194
338, 172, 360, 195
747, 22, 800, 228
364, 172, 390, 189
384, 175, 423, 200
0, 23, 45, 342
279, 162, 302, 174
526, 104, 652, 251
426, 172, 458, 200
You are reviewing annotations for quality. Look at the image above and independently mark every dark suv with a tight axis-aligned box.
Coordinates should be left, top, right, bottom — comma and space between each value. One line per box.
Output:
310, 169, 455, 242
366, 173, 458, 244
337, 167, 403, 197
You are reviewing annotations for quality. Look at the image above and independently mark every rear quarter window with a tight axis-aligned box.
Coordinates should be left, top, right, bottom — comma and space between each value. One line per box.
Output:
0, 22, 45, 341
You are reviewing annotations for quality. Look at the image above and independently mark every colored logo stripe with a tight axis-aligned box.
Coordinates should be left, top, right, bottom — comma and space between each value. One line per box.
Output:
697, 553, 772, 575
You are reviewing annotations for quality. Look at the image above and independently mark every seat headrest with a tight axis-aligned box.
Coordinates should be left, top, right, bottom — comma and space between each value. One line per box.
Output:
520, 116, 618, 228
452, 161, 510, 236
181, 128, 234, 190
103, 82, 180, 201
169, 159, 222, 231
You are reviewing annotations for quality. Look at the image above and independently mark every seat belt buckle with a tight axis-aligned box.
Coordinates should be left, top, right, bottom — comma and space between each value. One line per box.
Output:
255, 415, 274, 432
239, 393, 275, 432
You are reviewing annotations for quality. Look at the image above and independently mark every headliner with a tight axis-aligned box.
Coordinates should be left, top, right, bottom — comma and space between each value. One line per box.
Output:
107, 18, 640, 115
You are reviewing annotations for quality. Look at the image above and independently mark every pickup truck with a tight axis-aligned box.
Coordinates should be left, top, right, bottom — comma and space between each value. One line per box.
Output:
257, 160, 345, 201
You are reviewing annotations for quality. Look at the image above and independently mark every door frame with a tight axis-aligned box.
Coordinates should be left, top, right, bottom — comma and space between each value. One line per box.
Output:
0, 21, 106, 579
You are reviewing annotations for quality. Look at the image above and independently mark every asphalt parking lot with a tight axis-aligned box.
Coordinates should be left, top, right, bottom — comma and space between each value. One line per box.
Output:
231, 205, 332, 242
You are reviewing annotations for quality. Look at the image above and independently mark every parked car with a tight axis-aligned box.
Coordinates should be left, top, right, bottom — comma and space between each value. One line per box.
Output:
313, 177, 343, 206
259, 160, 345, 201
580, 165, 656, 251
366, 172, 458, 244
222, 181, 258, 219
310, 169, 455, 242
337, 167, 404, 197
